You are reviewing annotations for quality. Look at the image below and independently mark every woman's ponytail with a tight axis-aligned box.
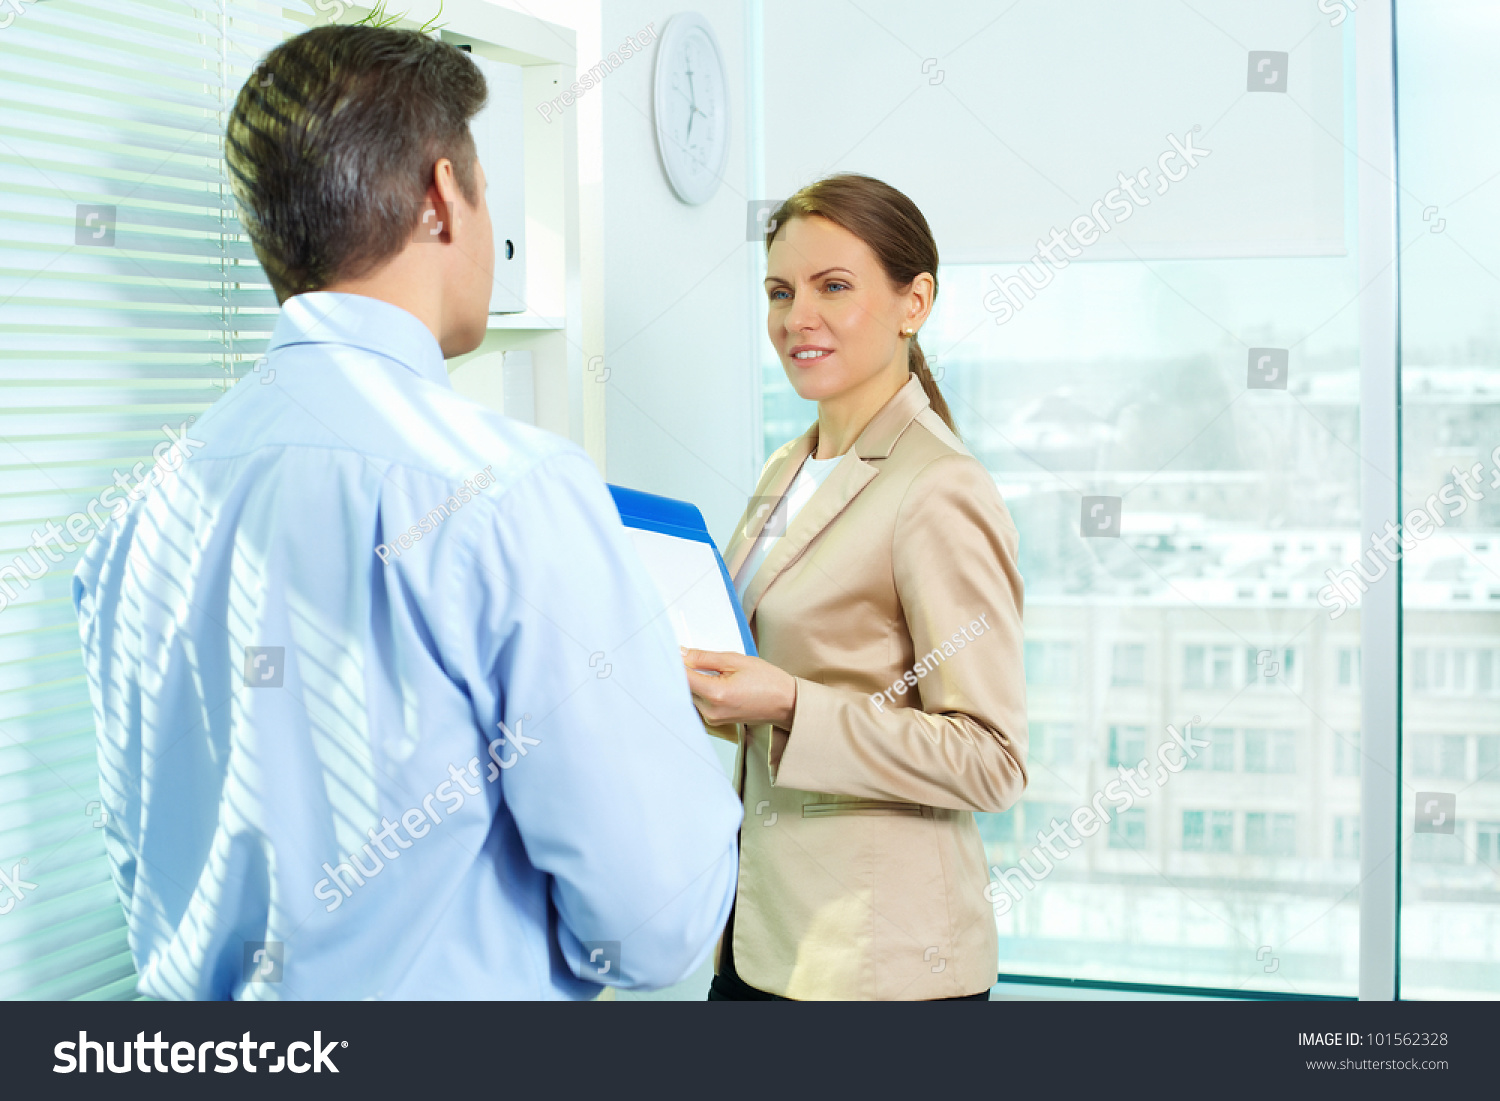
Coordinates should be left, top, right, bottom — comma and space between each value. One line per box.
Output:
907, 336, 956, 434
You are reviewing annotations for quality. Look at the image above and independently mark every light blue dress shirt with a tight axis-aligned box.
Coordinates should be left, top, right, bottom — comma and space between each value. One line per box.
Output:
73, 292, 742, 1000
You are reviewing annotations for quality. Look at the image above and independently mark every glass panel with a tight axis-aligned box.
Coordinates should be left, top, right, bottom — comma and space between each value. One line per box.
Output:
1396, 0, 1500, 999
771, 5, 1368, 993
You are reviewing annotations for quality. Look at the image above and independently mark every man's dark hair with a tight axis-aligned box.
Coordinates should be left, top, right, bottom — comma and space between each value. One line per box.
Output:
227, 26, 487, 303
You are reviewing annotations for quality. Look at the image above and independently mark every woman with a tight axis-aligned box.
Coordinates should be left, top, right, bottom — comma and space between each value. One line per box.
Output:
684, 174, 1028, 1001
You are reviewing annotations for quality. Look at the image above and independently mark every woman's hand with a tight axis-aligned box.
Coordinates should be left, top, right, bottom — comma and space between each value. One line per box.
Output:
682, 648, 798, 729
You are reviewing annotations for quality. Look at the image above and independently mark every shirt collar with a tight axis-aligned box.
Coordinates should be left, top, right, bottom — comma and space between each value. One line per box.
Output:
267, 291, 451, 389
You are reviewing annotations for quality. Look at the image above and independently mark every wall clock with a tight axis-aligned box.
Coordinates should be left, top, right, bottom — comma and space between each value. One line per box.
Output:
653, 12, 730, 205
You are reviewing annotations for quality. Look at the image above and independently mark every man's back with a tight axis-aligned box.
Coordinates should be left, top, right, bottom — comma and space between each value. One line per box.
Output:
73, 292, 741, 999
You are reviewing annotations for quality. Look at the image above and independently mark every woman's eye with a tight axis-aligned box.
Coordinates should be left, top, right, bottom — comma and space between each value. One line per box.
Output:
825, 281, 849, 293
768, 288, 790, 301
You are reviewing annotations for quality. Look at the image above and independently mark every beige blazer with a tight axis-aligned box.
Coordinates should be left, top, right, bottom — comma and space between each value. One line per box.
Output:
714, 374, 1028, 1000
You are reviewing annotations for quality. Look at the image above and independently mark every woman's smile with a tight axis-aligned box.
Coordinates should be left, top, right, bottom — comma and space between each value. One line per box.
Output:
789, 344, 835, 365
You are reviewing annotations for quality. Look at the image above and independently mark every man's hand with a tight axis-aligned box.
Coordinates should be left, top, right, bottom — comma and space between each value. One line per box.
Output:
682, 648, 797, 729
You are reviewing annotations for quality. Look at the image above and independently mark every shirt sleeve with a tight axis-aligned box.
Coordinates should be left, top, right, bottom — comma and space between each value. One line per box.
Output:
454, 449, 743, 990
766, 453, 1028, 813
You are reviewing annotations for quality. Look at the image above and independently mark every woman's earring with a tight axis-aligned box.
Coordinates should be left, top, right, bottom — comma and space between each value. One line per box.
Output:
900, 327, 917, 338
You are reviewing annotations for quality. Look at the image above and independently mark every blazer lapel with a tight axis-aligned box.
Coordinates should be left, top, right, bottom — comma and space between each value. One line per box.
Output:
740, 454, 878, 622
738, 375, 932, 623
723, 429, 815, 579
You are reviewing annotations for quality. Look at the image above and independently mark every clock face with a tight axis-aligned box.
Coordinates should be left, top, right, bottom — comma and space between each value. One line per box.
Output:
653, 14, 730, 205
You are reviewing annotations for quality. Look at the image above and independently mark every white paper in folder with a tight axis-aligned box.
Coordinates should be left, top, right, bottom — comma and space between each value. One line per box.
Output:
623, 528, 747, 655
607, 484, 756, 658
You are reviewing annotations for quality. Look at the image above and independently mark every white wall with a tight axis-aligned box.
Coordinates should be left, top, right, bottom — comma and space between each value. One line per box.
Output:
599, 1, 760, 546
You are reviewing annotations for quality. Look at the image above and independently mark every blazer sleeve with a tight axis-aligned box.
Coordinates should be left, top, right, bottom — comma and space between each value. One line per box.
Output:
766, 453, 1028, 813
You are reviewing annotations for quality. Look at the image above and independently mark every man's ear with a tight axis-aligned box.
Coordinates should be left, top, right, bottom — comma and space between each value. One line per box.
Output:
413, 162, 458, 247
426, 158, 462, 244
413, 189, 455, 246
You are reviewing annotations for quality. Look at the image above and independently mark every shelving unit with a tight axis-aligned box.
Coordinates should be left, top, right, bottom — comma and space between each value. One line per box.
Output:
354, 0, 597, 462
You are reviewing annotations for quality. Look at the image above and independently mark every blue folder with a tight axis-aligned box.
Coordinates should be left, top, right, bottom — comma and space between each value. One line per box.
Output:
607, 484, 757, 657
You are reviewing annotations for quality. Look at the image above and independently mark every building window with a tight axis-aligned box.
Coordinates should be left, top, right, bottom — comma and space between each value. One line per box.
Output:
1182, 810, 1232, 852
1109, 809, 1146, 850
1243, 729, 1296, 774
1182, 810, 1205, 850
1244, 812, 1296, 856
1111, 643, 1146, 687
1333, 815, 1360, 860
1183, 644, 1234, 690
1411, 734, 1467, 780
1184, 727, 1234, 771
1412, 648, 1489, 695
1477, 822, 1500, 867
1245, 646, 1296, 687
1108, 725, 1146, 768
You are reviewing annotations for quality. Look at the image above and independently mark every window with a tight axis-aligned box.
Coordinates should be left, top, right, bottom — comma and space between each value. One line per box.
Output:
1183, 726, 1234, 772
1182, 810, 1232, 853
1107, 725, 1146, 769
1411, 648, 1492, 695
1245, 646, 1296, 688
1109, 810, 1145, 851
1183, 644, 1233, 690
1411, 734, 1467, 781
1111, 643, 1145, 687
0, 0, 291, 1000
1243, 730, 1296, 774
1244, 813, 1295, 857
1478, 823, 1500, 868
1400, 0, 1500, 995
758, 0, 1500, 998
1333, 816, 1360, 861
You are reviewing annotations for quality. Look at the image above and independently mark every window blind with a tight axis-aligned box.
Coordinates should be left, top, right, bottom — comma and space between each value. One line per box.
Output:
0, 0, 303, 999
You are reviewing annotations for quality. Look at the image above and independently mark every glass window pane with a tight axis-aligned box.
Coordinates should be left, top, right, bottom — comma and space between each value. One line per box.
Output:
1182, 811, 1205, 851
759, 3, 1367, 997
1112, 643, 1146, 687
1397, 0, 1500, 998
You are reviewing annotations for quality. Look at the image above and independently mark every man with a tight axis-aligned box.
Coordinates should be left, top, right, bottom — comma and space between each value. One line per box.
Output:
72, 25, 741, 999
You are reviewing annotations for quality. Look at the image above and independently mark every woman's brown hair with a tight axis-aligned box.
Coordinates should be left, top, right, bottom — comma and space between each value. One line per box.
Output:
765, 174, 956, 433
